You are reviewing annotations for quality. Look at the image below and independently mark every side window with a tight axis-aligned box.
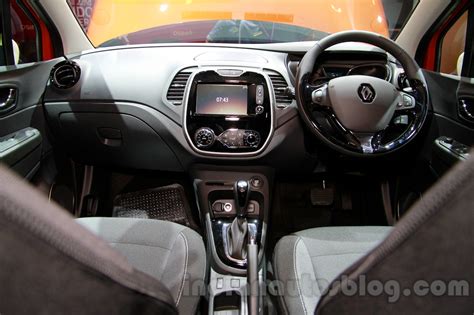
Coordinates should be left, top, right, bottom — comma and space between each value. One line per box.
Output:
0, 33, 5, 66
0, 1, 7, 66
439, 12, 467, 75
0, 0, 41, 66
10, 0, 40, 64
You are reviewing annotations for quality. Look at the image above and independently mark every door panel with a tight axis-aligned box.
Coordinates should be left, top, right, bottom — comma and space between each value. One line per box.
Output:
0, 61, 57, 177
424, 70, 474, 144
422, 70, 474, 176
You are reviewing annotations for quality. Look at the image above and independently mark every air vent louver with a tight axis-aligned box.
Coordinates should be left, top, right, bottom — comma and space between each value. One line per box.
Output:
51, 60, 81, 89
166, 69, 194, 105
267, 71, 293, 107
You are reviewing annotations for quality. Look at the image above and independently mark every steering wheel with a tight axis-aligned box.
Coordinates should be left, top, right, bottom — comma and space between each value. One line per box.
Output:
295, 31, 429, 157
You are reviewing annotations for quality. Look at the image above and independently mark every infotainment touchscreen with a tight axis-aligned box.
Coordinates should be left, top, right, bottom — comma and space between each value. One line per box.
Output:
195, 84, 248, 116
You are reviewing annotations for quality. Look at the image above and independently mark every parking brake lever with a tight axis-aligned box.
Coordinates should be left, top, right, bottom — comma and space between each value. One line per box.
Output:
247, 233, 259, 315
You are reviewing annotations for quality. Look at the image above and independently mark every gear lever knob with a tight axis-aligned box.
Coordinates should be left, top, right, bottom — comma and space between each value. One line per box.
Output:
234, 180, 250, 217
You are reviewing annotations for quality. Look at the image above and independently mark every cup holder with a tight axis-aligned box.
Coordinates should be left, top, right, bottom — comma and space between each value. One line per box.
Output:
213, 291, 241, 313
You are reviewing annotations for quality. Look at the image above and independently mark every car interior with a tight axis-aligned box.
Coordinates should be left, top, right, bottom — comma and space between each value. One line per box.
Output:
0, 0, 473, 314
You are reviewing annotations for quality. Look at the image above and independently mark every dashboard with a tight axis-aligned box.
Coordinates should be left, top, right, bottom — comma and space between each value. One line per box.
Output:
42, 44, 402, 172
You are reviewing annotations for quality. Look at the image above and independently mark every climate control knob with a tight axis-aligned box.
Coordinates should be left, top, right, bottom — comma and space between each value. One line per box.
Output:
243, 131, 261, 148
194, 127, 216, 148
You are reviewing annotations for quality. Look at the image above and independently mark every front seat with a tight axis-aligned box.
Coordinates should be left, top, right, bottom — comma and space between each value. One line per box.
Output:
0, 165, 206, 314
274, 151, 474, 314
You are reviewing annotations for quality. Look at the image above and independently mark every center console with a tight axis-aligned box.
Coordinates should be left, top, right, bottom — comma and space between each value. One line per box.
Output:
192, 166, 273, 314
183, 68, 274, 156
186, 68, 275, 314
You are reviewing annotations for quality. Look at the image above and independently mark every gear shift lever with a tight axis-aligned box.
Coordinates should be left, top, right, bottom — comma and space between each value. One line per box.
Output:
227, 180, 251, 260
234, 180, 250, 217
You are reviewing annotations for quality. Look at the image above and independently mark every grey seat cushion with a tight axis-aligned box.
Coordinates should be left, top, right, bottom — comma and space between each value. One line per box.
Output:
273, 226, 391, 315
77, 217, 206, 314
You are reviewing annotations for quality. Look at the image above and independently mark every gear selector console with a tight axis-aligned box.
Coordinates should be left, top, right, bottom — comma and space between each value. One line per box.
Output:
192, 167, 272, 274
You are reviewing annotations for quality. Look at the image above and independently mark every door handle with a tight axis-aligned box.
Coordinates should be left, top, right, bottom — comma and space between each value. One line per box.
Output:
458, 97, 474, 123
0, 88, 17, 111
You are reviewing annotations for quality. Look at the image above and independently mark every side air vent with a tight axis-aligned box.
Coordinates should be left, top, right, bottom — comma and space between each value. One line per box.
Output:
166, 69, 194, 105
51, 60, 81, 89
266, 71, 294, 108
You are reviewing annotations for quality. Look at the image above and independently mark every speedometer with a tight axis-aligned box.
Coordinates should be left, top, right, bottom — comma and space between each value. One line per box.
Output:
347, 64, 388, 80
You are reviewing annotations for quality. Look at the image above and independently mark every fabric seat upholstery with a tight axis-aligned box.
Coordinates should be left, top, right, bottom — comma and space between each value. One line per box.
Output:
273, 226, 391, 314
77, 217, 206, 314
274, 150, 474, 315
0, 165, 178, 314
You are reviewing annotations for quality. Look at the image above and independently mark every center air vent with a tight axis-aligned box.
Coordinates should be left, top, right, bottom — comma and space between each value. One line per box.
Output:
51, 60, 81, 89
166, 69, 194, 105
266, 71, 293, 108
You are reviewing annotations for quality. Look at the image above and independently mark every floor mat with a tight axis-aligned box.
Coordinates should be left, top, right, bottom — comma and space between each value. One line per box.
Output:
267, 177, 388, 252
113, 184, 193, 227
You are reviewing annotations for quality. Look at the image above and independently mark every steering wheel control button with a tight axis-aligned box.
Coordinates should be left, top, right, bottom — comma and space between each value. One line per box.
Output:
194, 127, 215, 148
397, 93, 415, 110
223, 202, 233, 212
255, 105, 264, 114
314, 90, 323, 101
394, 115, 409, 125
311, 85, 329, 106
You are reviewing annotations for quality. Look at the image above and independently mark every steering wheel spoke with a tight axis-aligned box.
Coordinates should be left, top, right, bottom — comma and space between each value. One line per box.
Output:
326, 111, 381, 153
353, 133, 376, 154
325, 111, 361, 149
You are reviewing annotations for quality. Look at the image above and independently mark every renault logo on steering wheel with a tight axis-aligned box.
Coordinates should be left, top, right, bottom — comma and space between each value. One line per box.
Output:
358, 84, 376, 103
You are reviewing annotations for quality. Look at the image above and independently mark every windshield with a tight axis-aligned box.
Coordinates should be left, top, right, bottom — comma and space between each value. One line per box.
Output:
68, 0, 419, 47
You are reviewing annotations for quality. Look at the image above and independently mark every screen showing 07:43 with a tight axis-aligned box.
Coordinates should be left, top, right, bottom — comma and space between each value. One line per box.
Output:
195, 84, 248, 116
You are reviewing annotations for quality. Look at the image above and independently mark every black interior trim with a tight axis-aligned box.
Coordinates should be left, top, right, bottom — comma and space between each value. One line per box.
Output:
15, 0, 42, 62
414, 0, 464, 68
462, 5, 474, 77
1, 0, 15, 65
434, 2, 471, 72
29, 0, 64, 58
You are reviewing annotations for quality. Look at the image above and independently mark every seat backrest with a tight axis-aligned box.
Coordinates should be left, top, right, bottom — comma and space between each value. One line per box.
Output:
316, 152, 474, 314
0, 165, 177, 315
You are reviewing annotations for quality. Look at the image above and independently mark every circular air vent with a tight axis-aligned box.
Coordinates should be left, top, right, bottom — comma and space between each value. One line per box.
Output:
51, 60, 81, 89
